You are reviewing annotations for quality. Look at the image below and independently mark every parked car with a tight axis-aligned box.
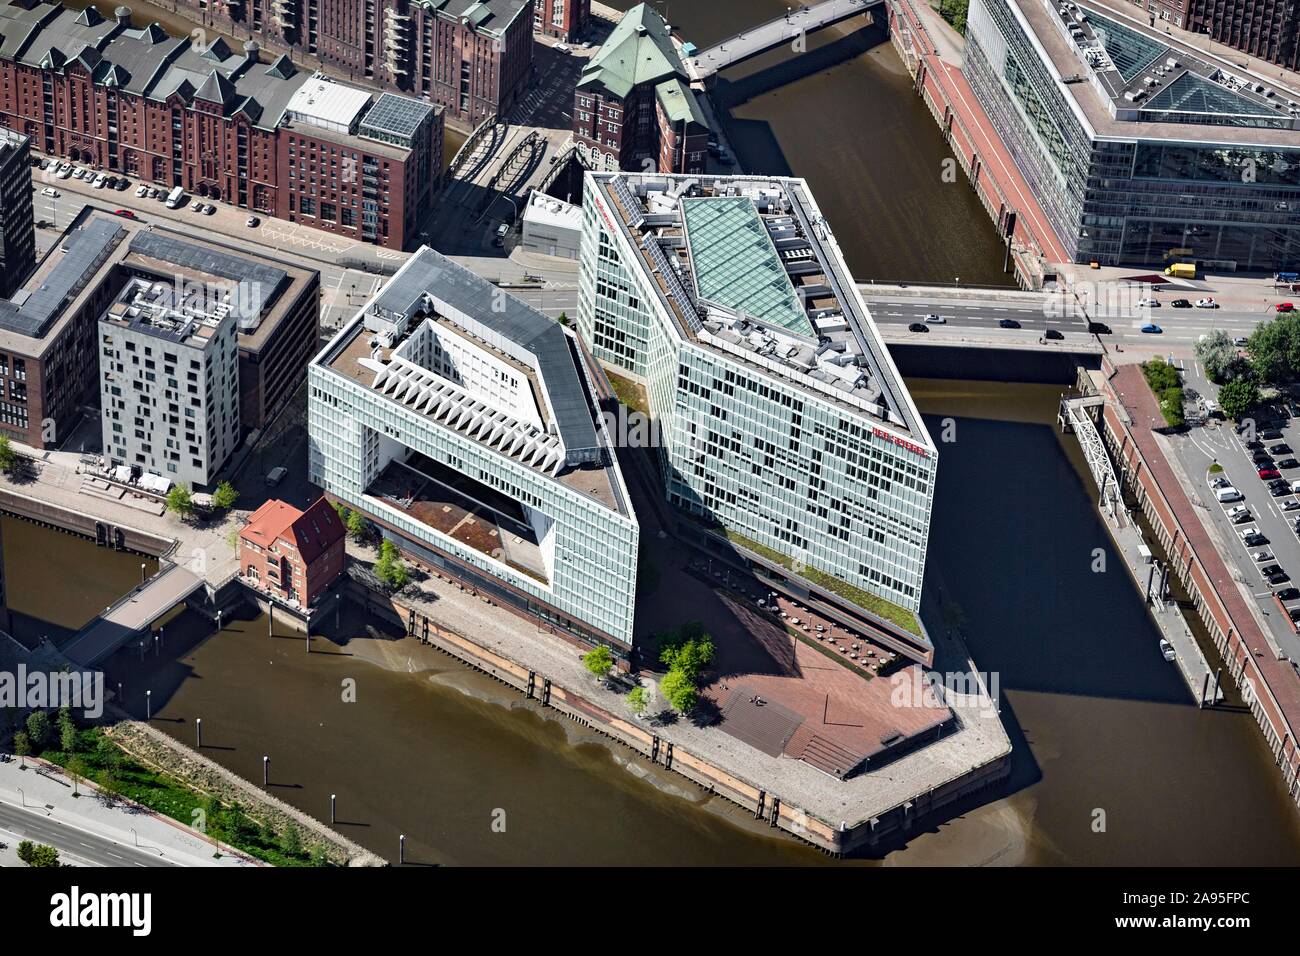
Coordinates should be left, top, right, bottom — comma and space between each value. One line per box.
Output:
1196, 297, 1219, 308
1278, 587, 1300, 601
1253, 550, 1274, 562
1227, 505, 1251, 519
1209, 475, 1231, 489
92, 173, 107, 188
998, 318, 1021, 329
191, 200, 204, 211
1234, 337, 1249, 346
1232, 509, 1255, 523
1262, 564, 1285, 577
1141, 323, 1163, 333
908, 322, 929, 333
114, 177, 129, 191
73, 168, 86, 179
112, 209, 137, 219
1244, 532, 1269, 547
202, 204, 216, 215
1171, 298, 1192, 308
1271, 443, 1291, 455
1259, 467, 1282, 479
246, 216, 260, 228
1280, 458, 1300, 469
135, 184, 148, 197
265, 466, 288, 487
1283, 500, 1300, 512
1269, 571, 1291, 585
1264, 429, 1285, 440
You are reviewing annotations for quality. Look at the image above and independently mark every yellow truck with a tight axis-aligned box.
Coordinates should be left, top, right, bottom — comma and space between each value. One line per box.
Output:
1164, 262, 1197, 279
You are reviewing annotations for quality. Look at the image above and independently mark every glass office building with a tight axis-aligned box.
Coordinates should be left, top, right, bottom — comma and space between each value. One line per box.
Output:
965, 0, 1300, 270
308, 248, 639, 651
579, 173, 937, 661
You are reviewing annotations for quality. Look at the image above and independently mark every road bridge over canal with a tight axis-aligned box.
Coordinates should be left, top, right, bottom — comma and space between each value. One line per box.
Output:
685, 0, 882, 80
63, 563, 205, 666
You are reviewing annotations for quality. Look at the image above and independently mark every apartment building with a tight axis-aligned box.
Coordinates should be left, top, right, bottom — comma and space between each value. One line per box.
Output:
0, 209, 319, 451
0, 3, 442, 250
98, 275, 241, 489
240, 497, 347, 608
309, 247, 639, 651
579, 173, 937, 663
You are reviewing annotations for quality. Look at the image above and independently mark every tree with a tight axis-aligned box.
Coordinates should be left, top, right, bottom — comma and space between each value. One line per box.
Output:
1195, 330, 1240, 383
58, 707, 76, 753
659, 669, 697, 714
0, 435, 17, 476
660, 636, 715, 682
213, 480, 239, 511
374, 539, 409, 590
13, 730, 30, 768
17, 840, 60, 867
557, 312, 570, 326
1219, 377, 1261, 421
67, 756, 87, 797
346, 510, 367, 541
1247, 313, 1300, 385
331, 500, 349, 523
25, 710, 51, 750
166, 484, 195, 519
628, 685, 648, 716
582, 645, 613, 679
280, 826, 303, 858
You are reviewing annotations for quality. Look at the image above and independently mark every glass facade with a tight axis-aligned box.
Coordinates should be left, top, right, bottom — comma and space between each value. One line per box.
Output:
965, 0, 1300, 271
307, 345, 639, 649
579, 185, 935, 620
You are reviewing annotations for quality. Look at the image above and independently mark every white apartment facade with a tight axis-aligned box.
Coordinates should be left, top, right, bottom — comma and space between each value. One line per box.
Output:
99, 277, 241, 489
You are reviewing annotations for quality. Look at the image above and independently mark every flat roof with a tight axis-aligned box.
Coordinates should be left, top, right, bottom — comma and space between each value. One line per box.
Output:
1011, 0, 1300, 145
0, 218, 126, 338
286, 74, 373, 128
591, 173, 932, 443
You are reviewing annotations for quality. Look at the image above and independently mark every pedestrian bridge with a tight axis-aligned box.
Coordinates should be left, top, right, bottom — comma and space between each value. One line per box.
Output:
63, 563, 204, 666
684, 0, 883, 80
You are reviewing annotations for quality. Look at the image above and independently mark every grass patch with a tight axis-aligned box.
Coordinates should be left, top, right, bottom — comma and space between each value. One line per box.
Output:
1141, 358, 1185, 428
701, 522, 921, 635
1209, 462, 1224, 474
605, 369, 650, 416
37, 727, 323, 867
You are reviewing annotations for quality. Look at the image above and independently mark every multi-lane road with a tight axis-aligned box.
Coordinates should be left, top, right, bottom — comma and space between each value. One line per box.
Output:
0, 799, 174, 867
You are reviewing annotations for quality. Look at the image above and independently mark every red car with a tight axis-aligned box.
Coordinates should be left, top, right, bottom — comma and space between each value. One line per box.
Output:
113, 208, 137, 219
1259, 467, 1282, 480
1278, 302, 1295, 313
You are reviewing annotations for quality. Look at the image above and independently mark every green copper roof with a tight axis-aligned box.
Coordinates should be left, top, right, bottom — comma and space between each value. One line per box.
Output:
578, 2, 685, 99
681, 197, 813, 337
654, 77, 707, 127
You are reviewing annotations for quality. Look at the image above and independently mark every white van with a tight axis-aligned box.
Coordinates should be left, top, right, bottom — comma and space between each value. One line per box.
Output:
1216, 486, 1243, 503
165, 185, 185, 208
1291, 479, 1300, 494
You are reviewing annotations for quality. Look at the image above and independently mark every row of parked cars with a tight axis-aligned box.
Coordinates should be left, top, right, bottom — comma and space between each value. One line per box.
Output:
1211, 421, 1300, 624
44, 160, 131, 192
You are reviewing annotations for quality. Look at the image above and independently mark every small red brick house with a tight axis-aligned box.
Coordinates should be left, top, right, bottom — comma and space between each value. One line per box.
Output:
239, 498, 346, 608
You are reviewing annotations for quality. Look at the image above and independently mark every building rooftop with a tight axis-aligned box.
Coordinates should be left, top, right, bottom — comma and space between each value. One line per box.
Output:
242, 497, 345, 565
591, 173, 931, 441
654, 76, 708, 127
1012, 0, 1300, 144
0, 207, 316, 358
578, 2, 686, 99
285, 74, 373, 131
523, 191, 582, 231
359, 92, 437, 148
318, 248, 631, 514
417, 0, 532, 38
99, 274, 232, 350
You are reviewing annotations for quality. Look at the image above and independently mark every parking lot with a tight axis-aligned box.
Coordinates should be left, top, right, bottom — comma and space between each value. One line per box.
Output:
1171, 380, 1300, 658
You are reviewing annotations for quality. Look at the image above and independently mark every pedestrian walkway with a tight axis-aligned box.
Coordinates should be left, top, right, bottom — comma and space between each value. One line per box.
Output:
0, 758, 256, 867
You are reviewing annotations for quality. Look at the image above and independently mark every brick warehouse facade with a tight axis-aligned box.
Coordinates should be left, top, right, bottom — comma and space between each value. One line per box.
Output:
0, 3, 443, 251
170, 0, 534, 126
535, 0, 590, 41
240, 497, 346, 608
1114, 0, 1300, 74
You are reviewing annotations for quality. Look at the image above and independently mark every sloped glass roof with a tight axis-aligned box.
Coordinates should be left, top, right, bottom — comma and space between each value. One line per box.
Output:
681, 197, 813, 338
1088, 10, 1166, 81
1141, 71, 1283, 121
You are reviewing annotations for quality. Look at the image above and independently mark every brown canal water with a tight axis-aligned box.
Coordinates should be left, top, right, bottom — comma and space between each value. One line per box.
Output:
605, 0, 1014, 285
8, 383, 1300, 864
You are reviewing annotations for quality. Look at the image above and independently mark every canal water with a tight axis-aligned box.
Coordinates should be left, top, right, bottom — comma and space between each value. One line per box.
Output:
8, 381, 1300, 865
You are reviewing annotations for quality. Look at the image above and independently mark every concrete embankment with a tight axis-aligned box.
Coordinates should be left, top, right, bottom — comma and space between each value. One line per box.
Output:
0, 486, 172, 557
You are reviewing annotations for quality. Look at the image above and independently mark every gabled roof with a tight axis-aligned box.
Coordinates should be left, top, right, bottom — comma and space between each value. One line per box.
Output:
578, 2, 686, 99
265, 54, 296, 80
654, 76, 708, 127
241, 498, 345, 565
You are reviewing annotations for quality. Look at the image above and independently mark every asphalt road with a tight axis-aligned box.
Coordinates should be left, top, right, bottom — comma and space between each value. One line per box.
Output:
0, 799, 175, 867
